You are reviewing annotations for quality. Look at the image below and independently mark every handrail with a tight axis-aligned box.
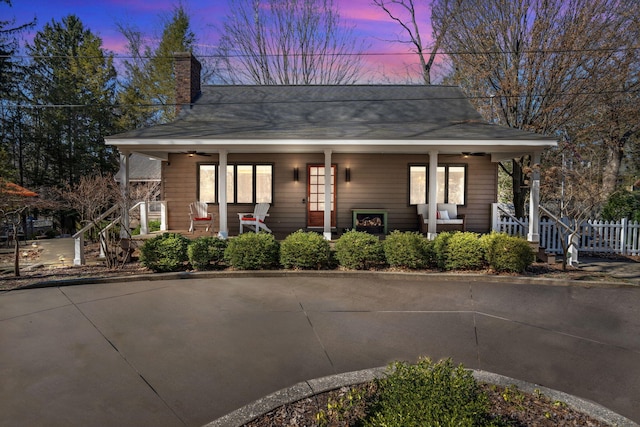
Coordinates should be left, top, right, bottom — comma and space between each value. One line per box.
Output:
539, 206, 579, 235
496, 204, 527, 228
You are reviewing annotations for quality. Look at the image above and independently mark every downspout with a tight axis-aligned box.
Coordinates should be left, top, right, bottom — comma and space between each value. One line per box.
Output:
119, 151, 130, 238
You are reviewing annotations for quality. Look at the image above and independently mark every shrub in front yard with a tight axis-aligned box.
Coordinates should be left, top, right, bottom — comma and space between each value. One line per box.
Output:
482, 232, 535, 273
364, 358, 496, 426
432, 232, 454, 270
139, 233, 190, 272
280, 230, 331, 269
334, 230, 386, 270
444, 232, 485, 270
224, 232, 280, 270
383, 231, 434, 269
188, 236, 228, 270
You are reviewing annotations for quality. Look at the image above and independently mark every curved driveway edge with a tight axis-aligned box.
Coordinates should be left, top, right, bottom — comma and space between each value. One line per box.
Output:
205, 368, 638, 427
1, 272, 639, 426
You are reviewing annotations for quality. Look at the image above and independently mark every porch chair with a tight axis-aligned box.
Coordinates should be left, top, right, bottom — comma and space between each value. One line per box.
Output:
189, 201, 215, 233
238, 203, 271, 233
417, 203, 465, 233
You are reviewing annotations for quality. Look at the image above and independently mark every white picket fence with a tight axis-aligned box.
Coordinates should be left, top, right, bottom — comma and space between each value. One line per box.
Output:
494, 215, 640, 256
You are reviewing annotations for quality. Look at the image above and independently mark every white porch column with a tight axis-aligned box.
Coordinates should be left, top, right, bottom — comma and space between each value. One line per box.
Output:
428, 150, 439, 239
218, 149, 229, 238
528, 151, 541, 243
323, 149, 332, 240
119, 151, 130, 238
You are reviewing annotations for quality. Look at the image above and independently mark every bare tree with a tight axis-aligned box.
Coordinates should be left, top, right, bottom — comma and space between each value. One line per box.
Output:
372, 0, 461, 84
432, 0, 640, 217
0, 180, 39, 276
215, 0, 366, 84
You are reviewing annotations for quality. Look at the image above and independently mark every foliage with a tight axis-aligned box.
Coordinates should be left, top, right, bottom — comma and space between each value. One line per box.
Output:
132, 219, 161, 235
601, 190, 640, 222
432, 231, 454, 270
117, 3, 196, 127
444, 232, 485, 271
280, 230, 331, 269
481, 233, 535, 273
334, 230, 386, 270
188, 236, 228, 270
24, 14, 118, 187
224, 232, 280, 270
216, 0, 366, 84
139, 233, 190, 272
364, 358, 498, 426
383, 230, 434, 269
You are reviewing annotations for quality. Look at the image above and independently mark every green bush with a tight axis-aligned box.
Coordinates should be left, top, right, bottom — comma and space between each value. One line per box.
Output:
383, 231, 434, 269
482, 232, 535, 273
131, 220, 161, 236
334, 230, 386, 270
432, 232, 454, 270
444, 232, 485, 270
602, 190, 640, 222
280, 230, 331, 269
188, 236, 228, 270
364, 358, 498, 426
139, 233, 190, 272
224, 232, 280, 270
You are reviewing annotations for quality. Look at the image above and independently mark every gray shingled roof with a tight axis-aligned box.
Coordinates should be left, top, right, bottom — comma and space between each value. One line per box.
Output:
108, 85, 554, 141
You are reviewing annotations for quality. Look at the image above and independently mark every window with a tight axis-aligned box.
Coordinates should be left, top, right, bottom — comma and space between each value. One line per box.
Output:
409, 164, 466, 205
198, 163, 273, 204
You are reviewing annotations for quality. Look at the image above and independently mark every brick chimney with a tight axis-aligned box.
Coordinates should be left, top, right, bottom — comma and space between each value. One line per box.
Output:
174, 52, 202, 114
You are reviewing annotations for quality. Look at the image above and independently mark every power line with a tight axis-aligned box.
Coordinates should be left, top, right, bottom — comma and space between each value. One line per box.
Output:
2, 45, 640, 60
2, 88, 638, 109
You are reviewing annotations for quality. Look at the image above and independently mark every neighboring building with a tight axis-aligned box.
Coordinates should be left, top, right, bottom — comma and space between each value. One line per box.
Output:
106, 53, 556, 240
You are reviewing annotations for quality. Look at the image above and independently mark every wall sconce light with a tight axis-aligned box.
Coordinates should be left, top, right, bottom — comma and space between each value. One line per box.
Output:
293, 167, 299, 182
345, 168, 351, 182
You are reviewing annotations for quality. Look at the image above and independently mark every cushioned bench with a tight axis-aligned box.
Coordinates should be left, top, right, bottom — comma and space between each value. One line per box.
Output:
417, 203, 466, 233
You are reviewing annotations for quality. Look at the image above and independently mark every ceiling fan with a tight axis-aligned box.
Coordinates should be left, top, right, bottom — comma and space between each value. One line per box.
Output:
183, 150, 211, 157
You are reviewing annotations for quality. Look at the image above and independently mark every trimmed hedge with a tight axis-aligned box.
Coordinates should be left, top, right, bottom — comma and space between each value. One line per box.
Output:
334, 230, 386, 270
139, 233, 190, 272
444, 232, 485, 271
482, 232, 535, 273
280, 230, 331, 269
224, 232, 280, 270
188, 236, 228, 270
383, 231, 434, 269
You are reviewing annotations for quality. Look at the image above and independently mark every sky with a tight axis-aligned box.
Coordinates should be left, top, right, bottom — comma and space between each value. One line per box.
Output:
6, 0, 438, 83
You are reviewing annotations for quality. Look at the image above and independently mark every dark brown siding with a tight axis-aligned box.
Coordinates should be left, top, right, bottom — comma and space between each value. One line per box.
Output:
162, 152, 497, 236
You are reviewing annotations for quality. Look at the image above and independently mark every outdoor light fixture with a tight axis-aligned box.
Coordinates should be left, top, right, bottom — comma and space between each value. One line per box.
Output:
293, 167, 299, 182
345, 168, 351, 182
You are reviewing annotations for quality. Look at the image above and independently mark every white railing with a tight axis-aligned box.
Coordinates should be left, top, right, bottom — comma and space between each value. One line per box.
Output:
492, 203, 640, 257
73, 201, 167, 266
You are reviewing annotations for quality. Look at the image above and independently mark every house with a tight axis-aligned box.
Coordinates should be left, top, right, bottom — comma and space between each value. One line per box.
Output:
106, 53, 556, 242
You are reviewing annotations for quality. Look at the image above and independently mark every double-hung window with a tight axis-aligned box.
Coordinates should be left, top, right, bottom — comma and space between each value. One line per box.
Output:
198, 163, 273, 204
409, 164, 466, 205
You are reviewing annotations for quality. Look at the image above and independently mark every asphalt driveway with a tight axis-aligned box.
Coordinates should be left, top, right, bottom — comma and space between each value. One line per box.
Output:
1, 273, 639, 426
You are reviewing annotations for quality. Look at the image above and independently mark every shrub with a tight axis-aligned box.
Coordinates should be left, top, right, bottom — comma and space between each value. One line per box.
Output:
445, 232, 485, 270
483, 232, 535, 273
224, 232, 280, 270
364, 358, 497, 426
432, 232, 454, 270
601, 190, 640, 222
280, 230, 331, 269
334, 230, 385, 270
383, 231, 434, 269
188, 236, 228, 270
139, 233, 190, 272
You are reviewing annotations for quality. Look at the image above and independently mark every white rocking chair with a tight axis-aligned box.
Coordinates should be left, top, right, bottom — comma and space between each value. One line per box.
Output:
189, 201, 214, 233
238, 203, 271, 233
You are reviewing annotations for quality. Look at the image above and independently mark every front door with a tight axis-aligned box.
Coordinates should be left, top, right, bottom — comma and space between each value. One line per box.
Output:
307, 164, 336, 228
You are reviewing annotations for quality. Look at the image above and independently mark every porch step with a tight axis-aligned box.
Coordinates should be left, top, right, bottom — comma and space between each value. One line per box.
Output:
537, 246, 556, 264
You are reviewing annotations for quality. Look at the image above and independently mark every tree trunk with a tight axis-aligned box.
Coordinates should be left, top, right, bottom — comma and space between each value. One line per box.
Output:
13, 232, 20, 277
512, 160, 529, 219
602, 144, 624, 198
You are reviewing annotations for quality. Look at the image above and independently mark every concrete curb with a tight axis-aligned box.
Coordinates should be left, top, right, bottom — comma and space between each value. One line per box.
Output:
11, 268, 639, 291
203, 367, 639, 427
